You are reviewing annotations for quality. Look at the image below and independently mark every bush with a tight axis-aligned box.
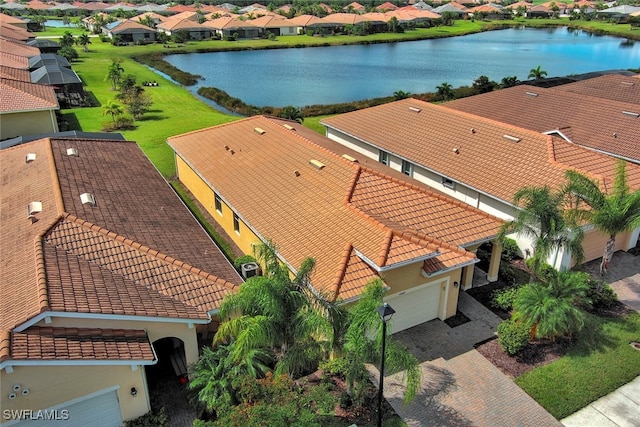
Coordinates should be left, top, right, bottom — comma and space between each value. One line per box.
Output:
501, 237, 521, 262
234, 254, 257, 269
497, 319, 529, 355
586, 279, 618, 309
125, 408, 168, 427
491, 286, 521, 311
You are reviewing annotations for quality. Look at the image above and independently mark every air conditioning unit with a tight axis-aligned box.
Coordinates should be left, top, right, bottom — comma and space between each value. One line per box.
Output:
240, 262, 261, 280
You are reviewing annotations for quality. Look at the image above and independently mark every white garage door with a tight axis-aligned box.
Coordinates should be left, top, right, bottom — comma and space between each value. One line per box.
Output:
13, 389, 123, 427
385, 280, 443, 333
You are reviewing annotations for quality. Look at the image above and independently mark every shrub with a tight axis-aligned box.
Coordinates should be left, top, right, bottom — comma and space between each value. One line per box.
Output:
497, 319, 529, 355
501, 237, 521, 262
491, 286, 521, 311
125, 408, 168, 427
234, 254, 257, 269
586, 279, 618, 309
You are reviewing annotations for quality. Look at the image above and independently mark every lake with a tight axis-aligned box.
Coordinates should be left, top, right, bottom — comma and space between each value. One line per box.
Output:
165, 27, 640, 107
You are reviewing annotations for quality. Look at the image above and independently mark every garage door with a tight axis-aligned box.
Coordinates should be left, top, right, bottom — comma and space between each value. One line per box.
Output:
13, 389, 123, 427
385, 280, 442, 333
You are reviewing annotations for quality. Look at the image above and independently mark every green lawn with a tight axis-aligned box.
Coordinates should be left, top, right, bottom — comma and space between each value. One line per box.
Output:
515, 311, 640, 419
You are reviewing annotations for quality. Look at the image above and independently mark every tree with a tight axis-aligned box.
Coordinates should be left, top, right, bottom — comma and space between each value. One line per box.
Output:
125, 91, 153, 120
436, 82, 455, 101
57, 46, 78, 62
60, 30, 75, 48
471, 75, 497, 95
214, 241, 346, 378
31, 15, 46, 31
513, 271, 590, 341
76, 33, 91, 52
528, 65, 548, 80
500, 75, 520, 88
565, 161, 640, 275
393, 90, 411, 100
498, 185, 584, 277
105, 59, 124, 90
102, 99, 123, 126
278, 106, 304, 123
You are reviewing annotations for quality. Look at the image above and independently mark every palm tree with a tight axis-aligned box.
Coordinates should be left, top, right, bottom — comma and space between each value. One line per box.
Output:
102, 100, 123, 126
105, 59, 124, 90
214, 241, 345, 378
528, 65, 548, 80
513, 271, 590, 340
278, 106, 304, 124
436, 82, 455, 101
499, 185, 584, 277
393, 90, 411, 100
565, 161, 640, 275
500, 75, 520, 88
76, 33, 91, 52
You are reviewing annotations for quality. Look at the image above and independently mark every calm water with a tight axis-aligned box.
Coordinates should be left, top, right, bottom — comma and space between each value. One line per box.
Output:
165, 27, 640, 107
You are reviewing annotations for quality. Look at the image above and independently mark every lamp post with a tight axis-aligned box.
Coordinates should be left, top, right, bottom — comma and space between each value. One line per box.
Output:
377, 302, 395, 427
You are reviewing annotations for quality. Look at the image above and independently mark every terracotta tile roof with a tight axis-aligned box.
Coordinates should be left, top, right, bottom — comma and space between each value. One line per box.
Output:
0, 64, 31, 81
169, 116, 482, 302
552, 74, 640, 105
444, 85, 640, 163
0, 13, 28, 27
0, 51, 30, 69
0, 37, 40, 58
0, 77, 59, 113
107, 19, 155, 33
0, 23, 35, 42
323, 98, 639, 206
7, 327, 155, 362
0, 138, 241, 333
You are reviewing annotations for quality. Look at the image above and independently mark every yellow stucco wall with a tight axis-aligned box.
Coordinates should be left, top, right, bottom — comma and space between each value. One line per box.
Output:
0, 364, 148, 423
0, 110, 58, 140
582, 228, 630, 263
175, 155, 261, 256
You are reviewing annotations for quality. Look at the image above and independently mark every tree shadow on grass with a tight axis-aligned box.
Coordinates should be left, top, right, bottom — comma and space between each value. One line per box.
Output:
568, 313, 619, 357
139, 114, 166, 121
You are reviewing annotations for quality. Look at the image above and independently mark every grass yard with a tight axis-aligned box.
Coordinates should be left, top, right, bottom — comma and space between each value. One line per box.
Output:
515, 311, 640, 419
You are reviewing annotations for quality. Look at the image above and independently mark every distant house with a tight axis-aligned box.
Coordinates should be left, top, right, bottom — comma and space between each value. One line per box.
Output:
157, 12, 213, 39
0, 12, 28, 30
321, 97, 640, 270
169, 116, 505, 333
103, 19, 156, 44
0, 78, 59, 140
0, 137, 242, 425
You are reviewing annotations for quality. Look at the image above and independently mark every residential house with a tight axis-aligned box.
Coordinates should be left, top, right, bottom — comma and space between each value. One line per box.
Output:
0, 23, 36, 43
551, 73, 640, 106
322, 98, 640, 269
0, 13, 28, 30
0, 37, 40, 59
0, 64, 31, 82
467, 3, 510, 19
157, 12, 213, 39
102, 20, 156, 44
0, 78, 59, 140
168, 116, 505, 333
0, 138, 242, 425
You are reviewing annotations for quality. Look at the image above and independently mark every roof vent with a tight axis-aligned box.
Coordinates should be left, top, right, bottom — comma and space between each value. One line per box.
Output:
621, 81, 634, 86
294, 170, 300, 177
283, 124, 295, 131
341, 154, 358, 162
66, 147, 78, 157
27, 201, 42, 217
622, 111, 639, 118
408, 106, 421, 113
25, 153, 37, 163
503, 134, 521, 143
471, 128, 476, 134
525, 91, 538, 97
452, 147, 459, 154
309, 159, 325, 170
254, 127, 266, 135
80, 192, 96, 206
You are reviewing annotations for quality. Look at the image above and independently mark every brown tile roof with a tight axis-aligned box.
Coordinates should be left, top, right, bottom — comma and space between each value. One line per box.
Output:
0, 37, 40, 58
169, 116, 487, 302
444, 85, 640, 163
0, 64, 31, 81
0, 51, 30, 69
0, 23, 35, 42
0, 77, 59, 112
0, 13, 28, 27
0, 138, 241, 333
7, 327, 155, 362
552, 74, 640, 105
323, 98, 640, 203
107, 19, 155, 34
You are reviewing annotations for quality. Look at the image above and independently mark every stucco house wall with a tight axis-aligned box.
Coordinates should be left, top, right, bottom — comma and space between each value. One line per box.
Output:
0, 110, 58, 140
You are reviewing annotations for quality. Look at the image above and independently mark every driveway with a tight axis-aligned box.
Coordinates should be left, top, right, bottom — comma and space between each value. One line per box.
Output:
377, 292, 561, 427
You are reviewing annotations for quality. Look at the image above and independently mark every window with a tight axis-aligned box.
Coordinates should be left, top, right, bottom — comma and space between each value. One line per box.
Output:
233, 213, 240, 233
442, 177, 456, 190
214, 194, 222, 214
401, 160, 413, 177
378, 150, 389, 166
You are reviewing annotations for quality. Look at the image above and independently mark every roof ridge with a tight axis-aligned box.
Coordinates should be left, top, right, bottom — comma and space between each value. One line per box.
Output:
64, 214, 240, 292
45, 138, 66, 215
330, 243, 353, 302
392, 228, 471, 257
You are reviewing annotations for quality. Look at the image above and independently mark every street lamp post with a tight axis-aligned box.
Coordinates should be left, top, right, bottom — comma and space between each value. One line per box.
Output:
377, 302, 395, 427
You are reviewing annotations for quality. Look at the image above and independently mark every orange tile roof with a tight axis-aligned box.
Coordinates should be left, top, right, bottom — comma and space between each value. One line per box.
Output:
0, 64, 31, 81
0, 51, 29, 69
7, 327, 155, 362
0, 77, 59, 113
552, 74, 640, 105
0, 13, 28, 27
0, 23, 35, 42
169, 116, 489, 302
107, 19, 155, 33
0, 37, 40, 58
323, 98, 640, 204
444, 84, 640, 163
0, 138, 241, 335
